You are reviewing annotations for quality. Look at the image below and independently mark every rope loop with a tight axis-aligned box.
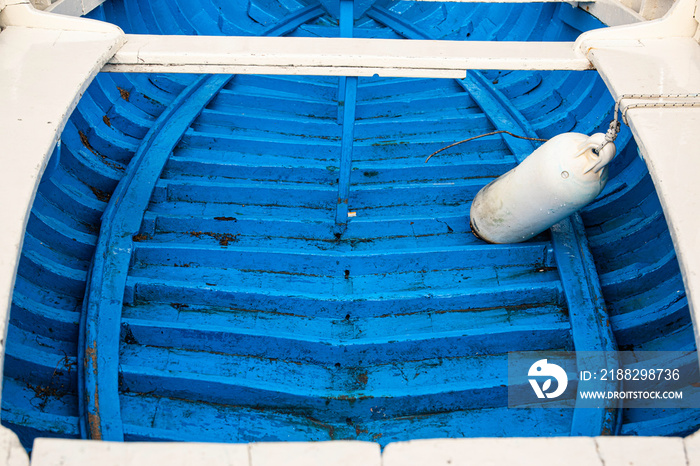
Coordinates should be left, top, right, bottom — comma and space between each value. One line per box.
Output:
425, 94, 700, 163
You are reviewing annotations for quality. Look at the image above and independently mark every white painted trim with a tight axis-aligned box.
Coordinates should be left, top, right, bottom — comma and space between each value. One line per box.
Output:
26, 436, 700, 465
0, 426, 29, 466
578, 0, 700, 351
0, 3, 124, 404
30, 439, 382, 466
1, 0, 120, 31
0, 0, 29, 15
578, 0, 646, 26
104, 35, 591, 76
575, 0, 697, 52
46, 0, 106, 16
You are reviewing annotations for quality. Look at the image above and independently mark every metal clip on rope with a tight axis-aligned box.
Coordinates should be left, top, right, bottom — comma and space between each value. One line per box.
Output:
596, 119, 620, 155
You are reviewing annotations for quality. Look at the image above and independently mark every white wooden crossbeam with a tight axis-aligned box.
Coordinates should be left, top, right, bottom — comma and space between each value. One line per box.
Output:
104, 35, 592, 77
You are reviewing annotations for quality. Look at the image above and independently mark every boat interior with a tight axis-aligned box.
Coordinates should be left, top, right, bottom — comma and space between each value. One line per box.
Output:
1, 0, 699, 454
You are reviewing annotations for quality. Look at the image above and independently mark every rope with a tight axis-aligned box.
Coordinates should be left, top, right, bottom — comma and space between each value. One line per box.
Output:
426, 94, 700, 163
621, 101, 700, 124
596, 93, 700, 154
424, 130, 547, 163
598, 119, 620, 154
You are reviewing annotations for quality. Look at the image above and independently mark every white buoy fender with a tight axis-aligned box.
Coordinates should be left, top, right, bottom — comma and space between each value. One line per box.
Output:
469, 132, 616, 244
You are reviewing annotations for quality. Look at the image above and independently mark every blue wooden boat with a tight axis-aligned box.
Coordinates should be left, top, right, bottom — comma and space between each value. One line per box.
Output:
2, 0, 698, 451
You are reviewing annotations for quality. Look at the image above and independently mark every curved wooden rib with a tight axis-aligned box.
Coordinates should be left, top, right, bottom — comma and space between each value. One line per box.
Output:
79, 75, 231, 440
367, 4, 619, 436
464, 68, 619, 438
78, 3, 327, 440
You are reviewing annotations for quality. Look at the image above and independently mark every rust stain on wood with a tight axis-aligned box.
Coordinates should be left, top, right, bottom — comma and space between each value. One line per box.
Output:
188, 231, 239, 246
132, 233, 153, 242
89, 186, 111, 203
79, 130, 98, 156
356, 371, 368, 386
117, 86, 131, 102
88, 412, 102, 440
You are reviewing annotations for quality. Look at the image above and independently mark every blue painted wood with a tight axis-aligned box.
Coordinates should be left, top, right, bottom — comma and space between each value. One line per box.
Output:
366, 4, 619, 436
10, 290, 79, 341
340, 0, 354, 37
78, 3, 346, 440
458, 73, 539, 158
468, 68, 619, 436
121, 303, 570, 365
79, 75, 231, 440
335, 0, 356, 225
115, 391, 573, 445
262, 3, 324, 37
335, 0, 353, 124
334, 76, 357, 224
125, 273, 564, 319
131, 242, 551, 276
2, 378, 80, 446
366, 5, 432, 40
39, 143, 62, 189
551, 216, 619, 435
6, 0, 700, 450
464, 60, 621, 438
317, 0, 376, 20
3, 1, 195, 447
